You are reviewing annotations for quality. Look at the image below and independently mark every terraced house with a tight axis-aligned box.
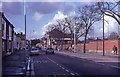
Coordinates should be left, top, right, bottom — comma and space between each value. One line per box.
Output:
1, 12, 14, 56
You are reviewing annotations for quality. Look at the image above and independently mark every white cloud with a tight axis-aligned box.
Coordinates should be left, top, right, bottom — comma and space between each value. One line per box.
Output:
33, 12, 44, 21
93, 14, 119, 38
104, 15, 118, 34
68, 11, 76, 16
53, 11, 67, 20
40, 11, 68, 36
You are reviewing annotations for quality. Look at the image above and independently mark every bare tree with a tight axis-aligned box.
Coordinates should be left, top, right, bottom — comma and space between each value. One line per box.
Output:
70, 16, 86, 45
78, 4, 101, 53
97, 2, 120, 25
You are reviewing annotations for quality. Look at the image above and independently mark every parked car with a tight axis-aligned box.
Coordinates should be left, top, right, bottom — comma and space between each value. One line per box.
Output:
30, 47, 39, 56
46, 48, 54, 54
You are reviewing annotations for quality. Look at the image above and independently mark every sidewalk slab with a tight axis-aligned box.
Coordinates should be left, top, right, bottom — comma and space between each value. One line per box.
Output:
55, 50, 120, 62
2, 50, 28, 76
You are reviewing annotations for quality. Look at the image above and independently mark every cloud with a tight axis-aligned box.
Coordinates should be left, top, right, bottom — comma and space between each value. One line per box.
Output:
41, 11, 67, 36
93, 15, 119, 38
27, 2, 62, 15
33, 12, 44, 21
104, 15, 118, 34
53, 11, 67, 20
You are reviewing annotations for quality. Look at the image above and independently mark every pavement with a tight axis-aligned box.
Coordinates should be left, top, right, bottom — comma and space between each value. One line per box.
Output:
55, 50, 120, 62
2, 49, 29, 77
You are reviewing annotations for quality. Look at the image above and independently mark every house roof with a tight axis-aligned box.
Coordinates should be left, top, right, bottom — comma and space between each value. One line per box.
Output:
47, 29, 73, 38
1, 12, 14, 28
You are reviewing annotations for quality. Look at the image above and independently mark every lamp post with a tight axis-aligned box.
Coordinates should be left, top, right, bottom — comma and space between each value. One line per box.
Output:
24, 0, 27, 49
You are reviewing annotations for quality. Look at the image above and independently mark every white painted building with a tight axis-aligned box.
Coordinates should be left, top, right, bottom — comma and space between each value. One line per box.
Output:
13, 33, 21, 50
1, 13, 14, 56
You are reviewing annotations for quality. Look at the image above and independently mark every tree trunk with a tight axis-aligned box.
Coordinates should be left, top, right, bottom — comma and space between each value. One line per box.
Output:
83, 32, 88, 53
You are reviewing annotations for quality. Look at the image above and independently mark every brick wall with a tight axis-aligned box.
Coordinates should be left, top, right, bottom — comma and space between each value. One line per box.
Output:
75, 39, 120, 53
53, 39, 120, 53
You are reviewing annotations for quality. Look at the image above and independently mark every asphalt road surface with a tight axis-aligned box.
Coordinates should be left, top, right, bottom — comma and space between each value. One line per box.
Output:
31, 51, 120, 77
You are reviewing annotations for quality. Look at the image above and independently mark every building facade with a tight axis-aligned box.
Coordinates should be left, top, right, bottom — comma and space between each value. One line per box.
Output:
45, 29, 74, 50
1, 13, 14, 56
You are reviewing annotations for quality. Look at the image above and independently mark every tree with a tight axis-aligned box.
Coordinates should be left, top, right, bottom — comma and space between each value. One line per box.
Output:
78, 4, 101, 53
97, 2, 120, 25
72, 16, 85, 44
108, 32, 119, 39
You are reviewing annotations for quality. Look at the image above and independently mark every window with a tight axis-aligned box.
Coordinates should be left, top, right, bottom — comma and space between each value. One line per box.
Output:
2, 23, 4, 36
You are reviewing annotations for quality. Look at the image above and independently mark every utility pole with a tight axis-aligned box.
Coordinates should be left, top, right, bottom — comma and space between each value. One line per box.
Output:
103, 13, 105, 56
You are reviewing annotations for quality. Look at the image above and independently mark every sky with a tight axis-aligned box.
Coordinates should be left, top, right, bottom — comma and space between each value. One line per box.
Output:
0, 0, 119, 40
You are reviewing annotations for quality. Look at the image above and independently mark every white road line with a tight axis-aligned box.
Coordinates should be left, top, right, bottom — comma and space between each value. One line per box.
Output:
62, 67, 65, 69
96, 62, 120, 69
65, 69, 69, 72
70, 73, 75, 75
47, 57, 79, 75
59, 65, 62, 68
110, 65, 120, 69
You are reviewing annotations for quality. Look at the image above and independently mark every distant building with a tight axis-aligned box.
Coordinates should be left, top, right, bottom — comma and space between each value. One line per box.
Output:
15, 32, 26, 50
45, 29, 74, 50
13, 32, 21, 50
1, 13, 14, 56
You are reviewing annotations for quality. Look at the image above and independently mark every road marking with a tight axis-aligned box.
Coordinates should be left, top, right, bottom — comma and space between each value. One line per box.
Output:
47, 57, 79, 75
65, 69, 69, 72
70, 73, 75, 75
95, 62, 120, 69
62, 67, 65, 69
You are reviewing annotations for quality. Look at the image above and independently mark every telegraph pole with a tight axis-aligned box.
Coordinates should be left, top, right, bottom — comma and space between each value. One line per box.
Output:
103, 13, 105, 56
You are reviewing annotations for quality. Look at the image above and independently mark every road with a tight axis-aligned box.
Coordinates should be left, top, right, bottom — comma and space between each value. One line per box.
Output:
31, 50, 120, 76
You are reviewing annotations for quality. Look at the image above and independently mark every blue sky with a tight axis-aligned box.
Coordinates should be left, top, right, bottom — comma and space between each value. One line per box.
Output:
1, 0, 119, 39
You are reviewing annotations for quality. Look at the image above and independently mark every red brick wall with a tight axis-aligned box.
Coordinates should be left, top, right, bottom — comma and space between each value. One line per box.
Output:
53, 39, 120, 53
76, 39, 120, 53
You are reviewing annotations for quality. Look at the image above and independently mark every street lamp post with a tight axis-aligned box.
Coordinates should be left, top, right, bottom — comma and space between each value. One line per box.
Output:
24, 0, 27, 50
